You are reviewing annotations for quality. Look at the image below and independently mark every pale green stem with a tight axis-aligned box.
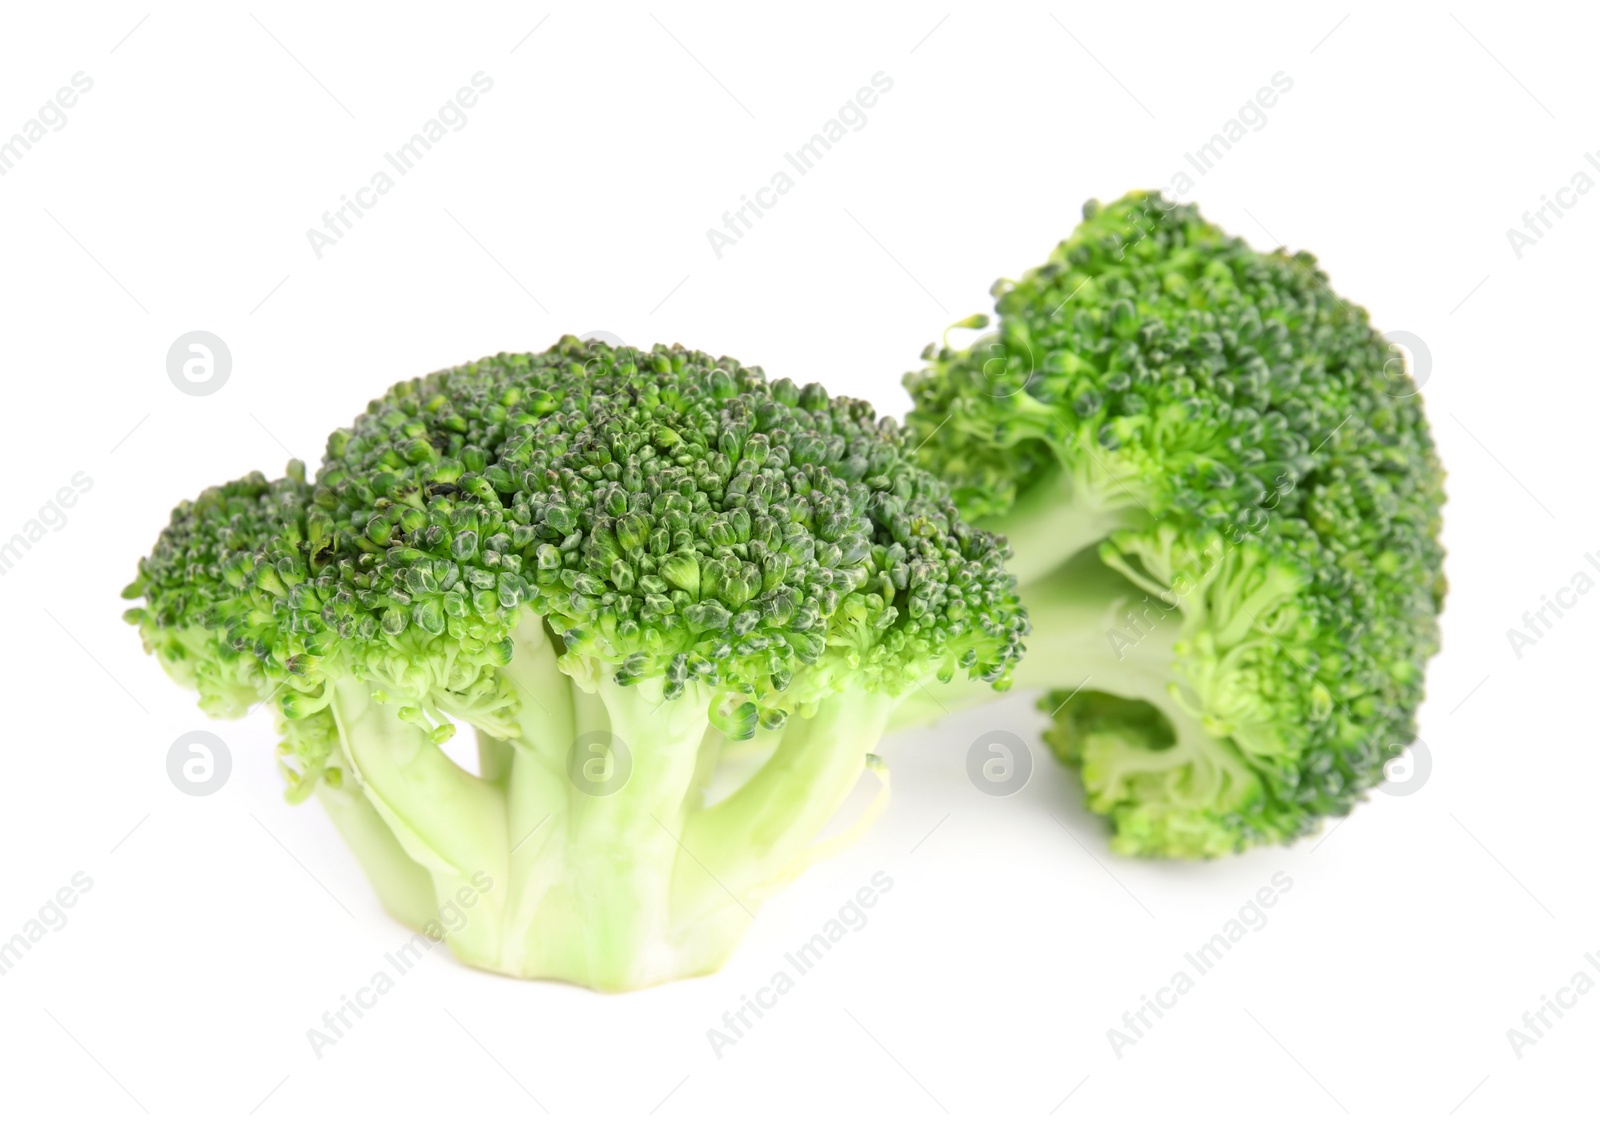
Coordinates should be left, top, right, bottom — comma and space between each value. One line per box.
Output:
323, 612, 898, 991
476, 730, 514, 786
328, 679, 509, 967
496, 615, 576, 957
499, 673, 715, 989
983, 465, 1145, 586
891, 551, 1184, 727
676, 689, 893, 929
314, 774, 437, 932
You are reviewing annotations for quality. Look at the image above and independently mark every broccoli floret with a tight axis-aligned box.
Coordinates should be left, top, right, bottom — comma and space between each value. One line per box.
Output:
126, 336, 1026, 990
122, 465, 314, 718
122, 462, 442, 927
902, 191, 1446, 858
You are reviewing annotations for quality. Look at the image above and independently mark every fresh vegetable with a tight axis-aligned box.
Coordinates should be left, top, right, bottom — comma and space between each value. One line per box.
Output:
901, 191, 1446, 858
125, 337, 1026, 989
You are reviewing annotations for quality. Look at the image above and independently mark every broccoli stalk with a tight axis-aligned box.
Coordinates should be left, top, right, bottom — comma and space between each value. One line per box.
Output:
313, 755, 440, 932
126, 339, 1025, 990
899, 544, 1297, 854
307, 615, 893, 987
970, 465, 1144, 588
901, 191, 1446, 858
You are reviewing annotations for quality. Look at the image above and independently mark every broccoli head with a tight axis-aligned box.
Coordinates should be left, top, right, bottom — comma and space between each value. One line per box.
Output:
903, 191, 1445, 858
127, 337, 1025, 989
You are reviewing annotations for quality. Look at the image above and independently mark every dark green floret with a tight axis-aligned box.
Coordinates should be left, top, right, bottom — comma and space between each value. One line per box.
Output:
903, 191, 1445, 858
296, 338, 1025, 733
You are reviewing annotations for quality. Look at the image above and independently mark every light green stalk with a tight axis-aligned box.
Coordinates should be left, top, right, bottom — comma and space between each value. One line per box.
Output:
890, 547, 1280, 856
329, 679, 510, 968
980, 464, 1146, 587
895, 550, 1178, 723
314, 771, 437, 932
319, 614, 895, 992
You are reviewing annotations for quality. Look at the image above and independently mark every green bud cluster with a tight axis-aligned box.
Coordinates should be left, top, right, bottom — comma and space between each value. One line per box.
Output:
292, 337, 1026, 738
122, 463, 311, 718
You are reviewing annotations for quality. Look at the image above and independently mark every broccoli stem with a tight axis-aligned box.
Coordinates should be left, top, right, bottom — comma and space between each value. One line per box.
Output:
320, 614, 897, 990
678, 689, 893, 918
475, 729, 514, 785
497, 615, 577, 881
889, 543, 1285, 856
315, 772, 438, 932
981, 465, 1146, 586
329, 681, 510, 876
328, 680, 511, 967
895, 549, 1181, 724
492, 676, 720, 989
1011, 554, 1183, 696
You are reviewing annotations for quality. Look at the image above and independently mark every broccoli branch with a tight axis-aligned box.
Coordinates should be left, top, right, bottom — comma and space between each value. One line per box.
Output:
678, 688, 893, 919
980, 462, 1146, 587
315, 767, 438, 932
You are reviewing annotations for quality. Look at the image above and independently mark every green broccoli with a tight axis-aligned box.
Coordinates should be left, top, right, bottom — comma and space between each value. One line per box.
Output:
125, 337, 1026, 990
901, 191, 1446, 858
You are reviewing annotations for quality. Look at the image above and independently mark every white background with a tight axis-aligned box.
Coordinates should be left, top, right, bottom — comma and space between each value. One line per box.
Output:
0, 2, 1593, 1125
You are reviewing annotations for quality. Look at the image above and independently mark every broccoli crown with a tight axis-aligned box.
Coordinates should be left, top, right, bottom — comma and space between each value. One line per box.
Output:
124, 340, 1027, 988
905, 191, 1446, 855
281, 337, 1023, 737
122, 463, 312, 717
